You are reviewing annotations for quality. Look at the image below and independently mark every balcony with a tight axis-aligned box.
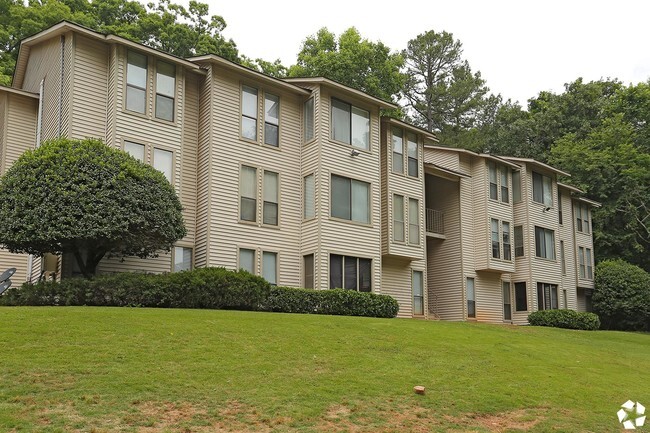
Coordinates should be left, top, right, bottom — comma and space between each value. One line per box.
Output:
426, 208, 445, 239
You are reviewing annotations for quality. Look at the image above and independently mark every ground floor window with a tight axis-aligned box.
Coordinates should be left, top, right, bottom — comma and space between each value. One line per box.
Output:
466, 277, 475, 318
303, 254, 314, 289
173, 247, 193, 272
329, 254, 371, 292
412, 271, 424, 315
514, 282, 527, 311
537, 282, 558, 310
503, 282, 512, 320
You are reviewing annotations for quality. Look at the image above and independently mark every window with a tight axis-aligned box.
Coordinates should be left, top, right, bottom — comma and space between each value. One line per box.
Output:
262, 251, 277, 285
409, 198, 420, 245
413, 271, 424, 315
331, 98, 369, 150
239, 248, 255, 273
264, 93, 279, 146
153, 148, 173, 182
407, 133, 418, 177
514, 225, 524, 257
558, 189, 563, 225
304, 98, 314, 142
241, 85, 258, 140
515, 282, 527, 311
304, 254, 314, 289
304, 174, 315, 219
329, 254, 371, 292
491, 219, 500, 259
331, 175, 370, 223
500, 166, 509, 203
563, 289, 568, 309
488, 162, 498, 200
467, 277, 476, 318
537, 282, 558, 310
393, 194, 405, 242
575, 202, 590, 233
503, 282, 512, 320
126, 51, 147, 113
579, 247, 593, 280
124, 141, 145, 162
155, 61, 175, 121
512, 170, 522, 203
532, 172, 553, 206
561, 241, 566, 275
392, 127, 403, 174
586, 248, 593, 280
503, 222, 511, 260
535, 226, 555, 259
173, 247, 192, 272
579, 247, 585, 278
240, 166, 257, 222
263, 171, 279, 225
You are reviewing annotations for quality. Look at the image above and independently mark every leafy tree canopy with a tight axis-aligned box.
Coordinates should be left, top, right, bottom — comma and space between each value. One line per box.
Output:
0, 0, 239, 85
288, 27, 405, 103
0, 138, 186, 278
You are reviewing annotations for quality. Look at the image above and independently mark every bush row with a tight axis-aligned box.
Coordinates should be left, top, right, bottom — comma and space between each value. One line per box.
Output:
527, 309, 600, 330
0, 267, 399, 318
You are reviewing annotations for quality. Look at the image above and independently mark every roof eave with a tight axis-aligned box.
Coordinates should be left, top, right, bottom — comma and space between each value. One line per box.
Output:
382, 117, 439, 142
284, 77, 397, 109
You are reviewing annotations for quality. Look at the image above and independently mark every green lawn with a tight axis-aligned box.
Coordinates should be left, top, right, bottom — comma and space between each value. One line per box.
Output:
0, 307, 648, 432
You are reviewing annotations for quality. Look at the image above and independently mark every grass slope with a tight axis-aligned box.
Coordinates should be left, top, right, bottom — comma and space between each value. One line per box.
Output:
0, 307, 648, 432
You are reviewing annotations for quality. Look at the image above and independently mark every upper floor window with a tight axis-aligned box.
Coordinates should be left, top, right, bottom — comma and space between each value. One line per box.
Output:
392, 127, 403, 174
532, 172, 552, 206
330, 254, 371, 291
409, 198, 420, 245
500, 166, 509, 203
393, 194, 405, 242
488, 162, 498, 200
561, 240, 566, 275
126, 51, 147, 114
491, 219, 512, 260
331, 98, 369, 150
575, 202, 590, 233
407, 133, 418, 177
155, 61, 175, 121
304, 174, 315, 219
579, 247, 594, 280
512, 170, 522, 203
503, 221, 511, 260
264, 94, 280, 146
240, 165, 257, 222
241, 85, 258, 141
331, 174, 370, 224
263, 171, 279, 225
239, 165, 279, 226
534, 226, 555, 260
153, 148, 173, 183
491, 219, 500, 259
489, 162, 510, 202
304, 98, 314, 142
514, 225, 524, 257
558, 189, 564, 224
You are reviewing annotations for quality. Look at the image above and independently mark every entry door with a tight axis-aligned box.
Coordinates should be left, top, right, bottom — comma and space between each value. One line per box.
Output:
503, 282, 512, 321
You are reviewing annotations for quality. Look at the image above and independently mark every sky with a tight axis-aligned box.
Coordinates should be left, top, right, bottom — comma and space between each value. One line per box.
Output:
202, 0, 650, 106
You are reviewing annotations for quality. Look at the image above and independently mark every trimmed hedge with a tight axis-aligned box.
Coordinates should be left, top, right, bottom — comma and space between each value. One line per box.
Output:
527, 309, 600, 330
264, 286, 399, 318
0, 267, 399, 318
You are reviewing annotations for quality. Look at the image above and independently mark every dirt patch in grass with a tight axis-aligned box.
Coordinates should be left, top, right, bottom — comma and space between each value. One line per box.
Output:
457, 408, 546, 432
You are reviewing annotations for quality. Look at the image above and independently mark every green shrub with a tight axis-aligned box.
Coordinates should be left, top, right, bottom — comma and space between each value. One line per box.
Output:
264, 287, 399, 318
593, 259, 650, 331
527, 309, 600, 330
0, 268, 271, 311
0, 268, 399, 318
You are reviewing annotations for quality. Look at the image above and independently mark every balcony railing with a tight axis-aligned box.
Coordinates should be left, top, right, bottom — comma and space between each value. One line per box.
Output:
426, 208, 444, 235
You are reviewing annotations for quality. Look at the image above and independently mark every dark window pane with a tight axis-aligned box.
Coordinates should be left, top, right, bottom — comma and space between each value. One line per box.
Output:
408, 157, 418, 177
537, 283, 544, 310
331, 175, 351, 220
126, 86, 145, 113
264, 123, 279, 146
359, 259, 371, 292
156, 94, 174, 121
331, 99, 350, 143
344, 256, 357, 290
304, 254, 314, 289
329, 255, 343, 289
515, 282, 527, 311
263, 202, 278, 225
240, 197, 256, 221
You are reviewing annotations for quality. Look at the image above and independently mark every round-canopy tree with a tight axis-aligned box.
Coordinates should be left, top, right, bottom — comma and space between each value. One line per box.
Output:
0, 138, 186, 278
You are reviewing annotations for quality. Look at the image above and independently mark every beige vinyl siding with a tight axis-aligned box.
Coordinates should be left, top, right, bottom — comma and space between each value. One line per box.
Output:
179, 72, 199, 245
473, 272, 505, 323
21, 36, 62, 142
97, 253, 171, 274
70, 35, 108, 139
195, 64, 213, 268
471, 158, 489, 271
510, 163, 533, 324
60, 32, 73, 137
484, 164, 516, 273
426, 174, 463, 320
423, 148, 460, 172
315, 87, 382, 293
380, 126, 389, 256
0, 92, 38, 282
202, 65, 303, 286
105, 45, 118, 148
559, 189, 578, 309
382, 258, 426, 318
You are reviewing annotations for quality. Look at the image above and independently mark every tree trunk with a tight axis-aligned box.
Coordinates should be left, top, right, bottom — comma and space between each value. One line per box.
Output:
72, 247, 106, 279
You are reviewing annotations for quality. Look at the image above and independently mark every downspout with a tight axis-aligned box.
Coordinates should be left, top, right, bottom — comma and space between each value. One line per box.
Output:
26, 79, 45, 282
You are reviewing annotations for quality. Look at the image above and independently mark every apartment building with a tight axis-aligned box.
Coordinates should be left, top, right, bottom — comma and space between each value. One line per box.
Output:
0, 22, 599, 322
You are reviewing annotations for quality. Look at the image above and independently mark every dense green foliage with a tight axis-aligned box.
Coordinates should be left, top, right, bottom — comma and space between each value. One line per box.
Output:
593, 259, 650, 331
0, 0, 239, 85
288, 27, 405, 103
527, 309, 600, 330
0, 138, 186, 277
1, 307, 648, 431
265, 286, 399, 318
0, 268, 400, 318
